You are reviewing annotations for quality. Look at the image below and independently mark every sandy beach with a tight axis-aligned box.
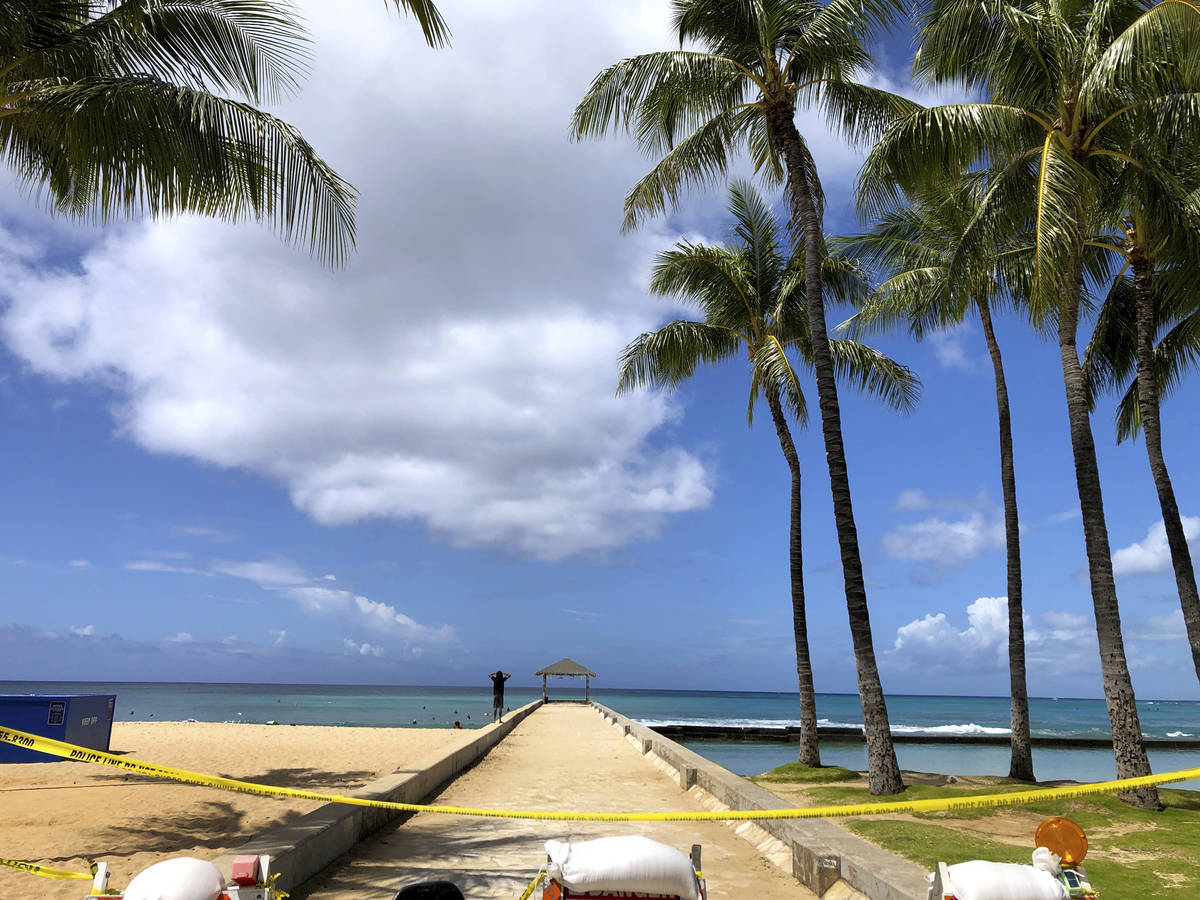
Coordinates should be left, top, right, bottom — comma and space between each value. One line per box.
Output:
0, 721, 479, 899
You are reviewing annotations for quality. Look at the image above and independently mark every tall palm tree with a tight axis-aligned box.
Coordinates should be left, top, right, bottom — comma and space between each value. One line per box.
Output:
619, 180, 920, 769
0, 0, 447, 265
573, 0, 916, 796
836, 176, 1036, 781
858, 0, 1200, 808
1083, 150, 1200, 682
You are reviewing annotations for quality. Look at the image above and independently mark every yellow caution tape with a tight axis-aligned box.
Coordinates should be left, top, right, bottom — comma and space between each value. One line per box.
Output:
518, 869, 546, 900
0, 857, 92, 880
1, 725, 1197, 822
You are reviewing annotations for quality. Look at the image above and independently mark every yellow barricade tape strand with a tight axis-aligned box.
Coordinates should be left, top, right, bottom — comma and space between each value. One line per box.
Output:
1, 857, 92, 880
1, 725, 1197, 823
518, 869, 546, 900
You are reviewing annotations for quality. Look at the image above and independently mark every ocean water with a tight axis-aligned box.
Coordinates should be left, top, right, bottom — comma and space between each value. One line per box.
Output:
2, 681, 1197, 788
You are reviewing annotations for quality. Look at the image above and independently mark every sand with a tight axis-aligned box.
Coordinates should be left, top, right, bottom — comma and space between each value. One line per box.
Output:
0, 721, 479, 899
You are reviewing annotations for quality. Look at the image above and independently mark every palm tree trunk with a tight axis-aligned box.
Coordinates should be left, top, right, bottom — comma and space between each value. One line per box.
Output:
765, 386, 821, 767
1059, 251, 1160, 810
764, 99, 902, 795
1130, 254, 1200, 683
976, 298, 1035, 782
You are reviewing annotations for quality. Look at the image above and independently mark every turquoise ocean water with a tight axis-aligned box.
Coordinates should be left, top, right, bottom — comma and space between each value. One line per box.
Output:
3, 681, 1197, 788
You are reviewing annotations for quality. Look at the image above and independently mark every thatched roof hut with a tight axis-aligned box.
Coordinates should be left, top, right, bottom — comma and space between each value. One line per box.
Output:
535, 657, 597, 700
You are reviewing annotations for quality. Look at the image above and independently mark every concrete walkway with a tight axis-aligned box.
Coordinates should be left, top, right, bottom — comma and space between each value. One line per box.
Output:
295, 704, 818, 899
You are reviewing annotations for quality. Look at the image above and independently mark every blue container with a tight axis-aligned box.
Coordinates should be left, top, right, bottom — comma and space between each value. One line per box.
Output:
0, 694, 116, 763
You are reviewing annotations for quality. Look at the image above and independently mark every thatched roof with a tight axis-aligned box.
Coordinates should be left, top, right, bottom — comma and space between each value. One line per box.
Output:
535, 657, 597, 677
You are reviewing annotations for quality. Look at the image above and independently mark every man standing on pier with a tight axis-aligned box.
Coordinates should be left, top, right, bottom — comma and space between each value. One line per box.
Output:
489, 669, 510, 723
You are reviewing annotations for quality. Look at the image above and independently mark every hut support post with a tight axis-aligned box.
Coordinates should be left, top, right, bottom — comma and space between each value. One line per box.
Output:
585, 675, 590, 701
542, 674, 547, 702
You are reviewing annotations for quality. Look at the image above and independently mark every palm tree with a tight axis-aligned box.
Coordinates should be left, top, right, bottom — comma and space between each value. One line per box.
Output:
836, 176, 1036, 781
858, 0, 1200, 809
618, 180, 920, 769
573, 0, 916, 796
0, 0, 447, 265
1083, 149, 1200, 682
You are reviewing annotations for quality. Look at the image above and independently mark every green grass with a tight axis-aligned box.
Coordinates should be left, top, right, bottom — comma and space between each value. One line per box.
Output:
749, 763, 859, 784
758, 770, 1200, 899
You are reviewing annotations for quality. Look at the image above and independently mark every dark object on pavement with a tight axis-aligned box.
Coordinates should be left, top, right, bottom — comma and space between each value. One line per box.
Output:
394, 882, 465, 900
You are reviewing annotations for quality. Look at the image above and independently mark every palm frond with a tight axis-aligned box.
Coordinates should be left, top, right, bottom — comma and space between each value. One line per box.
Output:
805, 79, 922, 147
2, 75, 355, 264
1082, 274, 1138, 404
649, 242, 759, 327
753, 335, 809, 425
827, 338, 922, 411
1082, 0, 1200, 115
570, 51, 750, 142
385, 0, 451, 48
617, 319, 744, 394
620, 105, 758, 232
857, 103, 1042, 221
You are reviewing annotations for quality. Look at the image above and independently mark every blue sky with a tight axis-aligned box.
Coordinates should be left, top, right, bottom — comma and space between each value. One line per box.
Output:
0, 1, 1196, 702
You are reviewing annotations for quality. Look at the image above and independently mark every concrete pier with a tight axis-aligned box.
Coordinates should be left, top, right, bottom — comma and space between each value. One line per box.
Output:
293, 703, 823, 899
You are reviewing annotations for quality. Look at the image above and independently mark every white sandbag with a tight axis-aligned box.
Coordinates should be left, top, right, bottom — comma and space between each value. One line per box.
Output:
546, 836, 700, 900
1032, 846, 1062, 875
122, 857, 225, 900
946, 860, 1069, 900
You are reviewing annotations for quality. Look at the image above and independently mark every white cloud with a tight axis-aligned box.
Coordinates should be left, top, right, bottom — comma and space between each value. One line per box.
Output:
211, 558, 308, 587
888, 596, 1011, 673
175, 525, 235, 542
124, 560, 207, 576
881, 511, 1005, 566
126, 552, 453, 646
1048, 507, 1081, 523
343, 638, 385, 657
890, 488, 991, 512
214, 558, 454, 645
885, 599, 1191, 681
927, 323, 975, 370
0, 1, 720, 562
1111, 517, 1200, 576
67, 559, 91, 569
68, 624, 95, 636
164, 632, 193, 643
1130, 609, 1187, 643
268, 628, 287, 647
1041, 611, 1089, 640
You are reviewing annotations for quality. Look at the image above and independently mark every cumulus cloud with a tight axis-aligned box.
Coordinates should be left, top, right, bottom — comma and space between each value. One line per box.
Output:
888, 596, 1012, 673
164, 632, 193, 643
885, 598, 1192, 682
1111, 517, 1200, 576
343, 638, 385, 657
881, 511, 1005, 566
0, 1, 724, 562
68, 559, 91, 569
69, 624, 95, 636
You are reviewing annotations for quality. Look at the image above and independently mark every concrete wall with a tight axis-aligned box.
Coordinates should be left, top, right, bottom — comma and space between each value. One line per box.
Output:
213, 700, 543, 893
590, 702, 929, 900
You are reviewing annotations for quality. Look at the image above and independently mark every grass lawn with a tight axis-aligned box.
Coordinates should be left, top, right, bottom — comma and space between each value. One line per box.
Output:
749, 766, 1200, 898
